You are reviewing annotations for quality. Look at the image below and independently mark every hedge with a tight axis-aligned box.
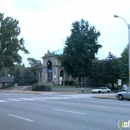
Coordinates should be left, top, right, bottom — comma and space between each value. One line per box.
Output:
32, 84, 51, 91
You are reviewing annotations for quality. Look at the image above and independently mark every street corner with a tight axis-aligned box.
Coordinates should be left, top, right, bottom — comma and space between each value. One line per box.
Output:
91, 93, 117, 100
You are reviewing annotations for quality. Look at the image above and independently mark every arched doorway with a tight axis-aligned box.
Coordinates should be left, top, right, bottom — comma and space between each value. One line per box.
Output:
47, 60, 53, 82
60, 70, 64, 77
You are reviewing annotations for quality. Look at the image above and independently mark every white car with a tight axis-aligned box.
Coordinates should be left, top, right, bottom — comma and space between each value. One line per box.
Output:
91, 87, 111, 93
115, 89, 130, 100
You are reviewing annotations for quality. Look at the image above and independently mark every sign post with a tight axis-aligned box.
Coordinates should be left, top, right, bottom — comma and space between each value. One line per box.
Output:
118, 79, 122, 89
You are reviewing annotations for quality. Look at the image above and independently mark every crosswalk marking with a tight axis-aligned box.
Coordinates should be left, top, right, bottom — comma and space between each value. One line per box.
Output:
7, 99, 21, 101
0, 95, 78, 103
31, 98, 46, 100
0, 100, 8, 102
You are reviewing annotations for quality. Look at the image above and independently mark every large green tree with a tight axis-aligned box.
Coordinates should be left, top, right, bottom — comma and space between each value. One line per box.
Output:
59, 19, 102, 84
0, 13, 29, 69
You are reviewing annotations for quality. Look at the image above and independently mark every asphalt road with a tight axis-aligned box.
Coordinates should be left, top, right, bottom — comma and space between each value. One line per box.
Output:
0, 92, 130, 130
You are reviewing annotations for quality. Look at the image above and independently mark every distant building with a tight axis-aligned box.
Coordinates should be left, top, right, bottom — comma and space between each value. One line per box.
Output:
36, 49, 72, 84
0, 76, 14, 88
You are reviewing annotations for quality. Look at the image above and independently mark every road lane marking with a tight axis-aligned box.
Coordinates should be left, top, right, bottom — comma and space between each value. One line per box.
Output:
2, 94, 21, 95
8, 114, 34, 122
45, 100, 130, 112
7, 99, 21, 101
19, 98, 35, 101
0, 100, 7, 102
30, 98, 46, 100
53, 108, 85, 115
0, 96, 79, 103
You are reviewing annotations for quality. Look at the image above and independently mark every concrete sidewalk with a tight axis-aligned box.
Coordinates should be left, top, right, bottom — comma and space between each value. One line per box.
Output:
92, 93, 117, 100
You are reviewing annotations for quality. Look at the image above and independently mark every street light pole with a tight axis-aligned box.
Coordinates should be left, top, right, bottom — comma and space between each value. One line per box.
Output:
128, 24, 130, 86
114, 15, 130, 86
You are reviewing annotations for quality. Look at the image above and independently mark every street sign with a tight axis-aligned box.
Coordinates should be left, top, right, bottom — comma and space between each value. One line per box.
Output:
46, 69, 53, 73
118, 79, 122, 86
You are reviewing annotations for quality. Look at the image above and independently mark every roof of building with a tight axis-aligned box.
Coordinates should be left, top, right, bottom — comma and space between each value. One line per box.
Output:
54, 49, 63, 55
0, 77, 14, 83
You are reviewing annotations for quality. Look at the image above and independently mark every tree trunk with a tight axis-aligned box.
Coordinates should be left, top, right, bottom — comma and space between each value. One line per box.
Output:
111, 82, 114, 89
78, 77, 81, 87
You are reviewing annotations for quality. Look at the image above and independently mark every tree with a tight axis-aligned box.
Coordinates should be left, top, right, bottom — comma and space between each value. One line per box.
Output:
104, 52, 119, 88
27, 58, 42, 68
14, 64, 26, 78
90, 60, 106, 86
14, 68, 22, 85
23, 69, 32, 85
119, 45, 129, 83
23, 69, 37, 85
0, 13, 29, 69
0, 64, 26, 78
27, 58, 42, 75
59, 19, 102, 84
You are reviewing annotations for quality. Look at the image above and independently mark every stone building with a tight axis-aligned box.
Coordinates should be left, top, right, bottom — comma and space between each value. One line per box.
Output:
37, 49, 72, 84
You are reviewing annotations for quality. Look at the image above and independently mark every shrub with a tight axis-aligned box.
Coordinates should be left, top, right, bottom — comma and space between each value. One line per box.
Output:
64, 80, 74, 86
32, 84, 51, 91
1, 83, 14, 89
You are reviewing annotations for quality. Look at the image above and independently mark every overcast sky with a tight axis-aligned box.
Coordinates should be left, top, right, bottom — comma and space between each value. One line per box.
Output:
0, 0, 130, 66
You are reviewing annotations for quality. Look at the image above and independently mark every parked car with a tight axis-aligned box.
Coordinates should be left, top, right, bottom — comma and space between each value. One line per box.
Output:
115, 89, 130, 100
91, 87, 111, 93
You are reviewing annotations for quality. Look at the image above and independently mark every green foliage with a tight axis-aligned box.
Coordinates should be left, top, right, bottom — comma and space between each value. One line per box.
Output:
0, 13, 29, 70
32, 84, 51, 91
0, 64, 26, 85
23, 69, 37, 85
27, 58, 42, 76
119, 45, 129, 83
27, 58, 42, 68
30, 72, 37, 84
104, 52, 119, 88
90, 52, 121, 87
14, 64, 26, 78
58, 19, 102, 84
14, 68, 22, 85
64, 80, 74, 85
90, 61, 106, 86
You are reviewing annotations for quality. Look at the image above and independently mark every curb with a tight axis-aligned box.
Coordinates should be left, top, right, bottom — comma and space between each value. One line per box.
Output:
92, 96, 117, 100
0, 90, 78, 95
0, 90, 56, 95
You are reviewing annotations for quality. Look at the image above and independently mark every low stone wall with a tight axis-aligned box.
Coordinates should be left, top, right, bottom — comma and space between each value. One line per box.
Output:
51, 87, 93, 93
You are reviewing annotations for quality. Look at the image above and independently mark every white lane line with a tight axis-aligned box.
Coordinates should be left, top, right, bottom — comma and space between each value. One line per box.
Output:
30, 98, 46, 100
7, 99, 21, 101
0, 100, 7, 102
8, 114, 34, 122
53, 108, 86, 115
19, 98, 35, 101
2, 94, 11, 95
44, 97, 60, 100
2, 94, 19, 95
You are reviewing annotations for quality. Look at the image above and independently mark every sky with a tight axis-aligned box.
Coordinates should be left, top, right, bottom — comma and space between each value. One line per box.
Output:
0, 0, 130, 67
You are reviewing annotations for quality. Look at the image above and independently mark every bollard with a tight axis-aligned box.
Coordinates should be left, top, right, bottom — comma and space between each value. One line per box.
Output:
82, 88, 84, 93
